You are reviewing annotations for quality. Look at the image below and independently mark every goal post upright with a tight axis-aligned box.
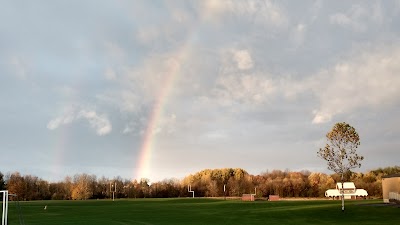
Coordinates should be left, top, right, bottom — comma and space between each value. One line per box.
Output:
188, 185, 194, 198
251, 187, 257, 201
223, 184, 226, 200
1, 190, 8, 225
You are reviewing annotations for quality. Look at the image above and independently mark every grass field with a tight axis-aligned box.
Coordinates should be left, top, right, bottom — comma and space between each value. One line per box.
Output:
5, 198, 399, 225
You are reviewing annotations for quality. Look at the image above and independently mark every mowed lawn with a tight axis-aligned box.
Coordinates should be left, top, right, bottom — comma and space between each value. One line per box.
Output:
6, 198, 399, 225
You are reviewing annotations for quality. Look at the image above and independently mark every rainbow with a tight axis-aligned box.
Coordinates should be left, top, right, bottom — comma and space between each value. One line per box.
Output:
51, 125, 69, 180
133, 9, 209, 180
134, 48, 189, 180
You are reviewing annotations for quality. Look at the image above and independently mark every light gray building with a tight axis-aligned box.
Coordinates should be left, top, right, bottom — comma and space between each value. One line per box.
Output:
382, 174, 400, 203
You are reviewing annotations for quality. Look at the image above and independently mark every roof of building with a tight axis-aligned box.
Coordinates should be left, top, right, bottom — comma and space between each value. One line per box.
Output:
325, 188, 368, 197
336, 182, 356, 190
382, 174, 400, 178
325, 182, 368, 197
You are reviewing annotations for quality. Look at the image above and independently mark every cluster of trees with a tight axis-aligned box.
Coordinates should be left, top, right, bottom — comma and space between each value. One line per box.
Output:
183, 167, 399, 198
1, 166, 399, 200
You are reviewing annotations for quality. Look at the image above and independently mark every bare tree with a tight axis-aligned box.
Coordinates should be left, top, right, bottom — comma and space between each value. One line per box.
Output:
317, 122, 363, 211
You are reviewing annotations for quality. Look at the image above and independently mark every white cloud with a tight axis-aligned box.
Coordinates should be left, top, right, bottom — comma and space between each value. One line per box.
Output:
311, 45, 400, 123
122, 125, 134, 134
200, 0, 287, 27
209, 49, 276, 107
233, 50, 253, 70
122, 118, 146, 135
47, 107, 112, 136
296, 23, 306, 32
47, 113, 75, 130
145, 113, 177, 137
96, 50, 186, 135
214, 74, 276, 107
203, 130, 228, 140
330, 13, 351, 26
96, 88, 141, 114
291, 23, 307, 46
197, 41, 400, 126
97, 60, 169, 114
330, 4, 384, 32
200, 0, 232, 20
215, 44, 400, 125
119, 90, 141, 113
311, 110, 332, 124
330, 12, 366, 32
77, 110, 112, 136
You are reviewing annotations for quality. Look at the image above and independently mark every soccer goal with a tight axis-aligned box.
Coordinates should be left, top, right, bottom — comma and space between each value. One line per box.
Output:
1, 190, 8, 225
1, 191, 25, 225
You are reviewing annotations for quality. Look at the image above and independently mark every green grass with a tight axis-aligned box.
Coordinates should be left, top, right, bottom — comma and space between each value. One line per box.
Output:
5, 198, 399, 225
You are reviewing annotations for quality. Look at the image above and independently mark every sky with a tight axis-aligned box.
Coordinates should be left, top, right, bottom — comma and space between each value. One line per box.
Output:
1, 0, 400, 183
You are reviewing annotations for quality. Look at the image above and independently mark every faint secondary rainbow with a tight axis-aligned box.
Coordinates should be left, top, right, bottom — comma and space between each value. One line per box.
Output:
134, 47, 189, 180
50, 123, 70, 181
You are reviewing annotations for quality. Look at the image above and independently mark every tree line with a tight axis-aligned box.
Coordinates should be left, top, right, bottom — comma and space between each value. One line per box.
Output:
0, 166, 399, 201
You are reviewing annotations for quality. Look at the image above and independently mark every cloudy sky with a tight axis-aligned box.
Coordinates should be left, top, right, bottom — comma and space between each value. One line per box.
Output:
1, 0, 400, 182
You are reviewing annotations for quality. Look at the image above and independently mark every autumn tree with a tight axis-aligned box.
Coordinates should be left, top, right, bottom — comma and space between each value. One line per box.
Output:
22, 175, 50, 200
6, 172, 26, 200
308, 172, 335, 197
71, 174, 96, 200
49, 181, 70, 200
317, 122, 363, 211
139, 178, 150, 198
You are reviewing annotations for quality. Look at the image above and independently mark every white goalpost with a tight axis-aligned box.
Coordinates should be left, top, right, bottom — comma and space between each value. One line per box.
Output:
188, 185, 194, 198
1, 191, 24, 225
251, 187, 257, 201
1, 190, 8, 225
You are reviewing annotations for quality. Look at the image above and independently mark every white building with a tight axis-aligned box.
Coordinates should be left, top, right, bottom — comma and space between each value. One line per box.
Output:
382, 174, 400, 203
325, 182, 368, 199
